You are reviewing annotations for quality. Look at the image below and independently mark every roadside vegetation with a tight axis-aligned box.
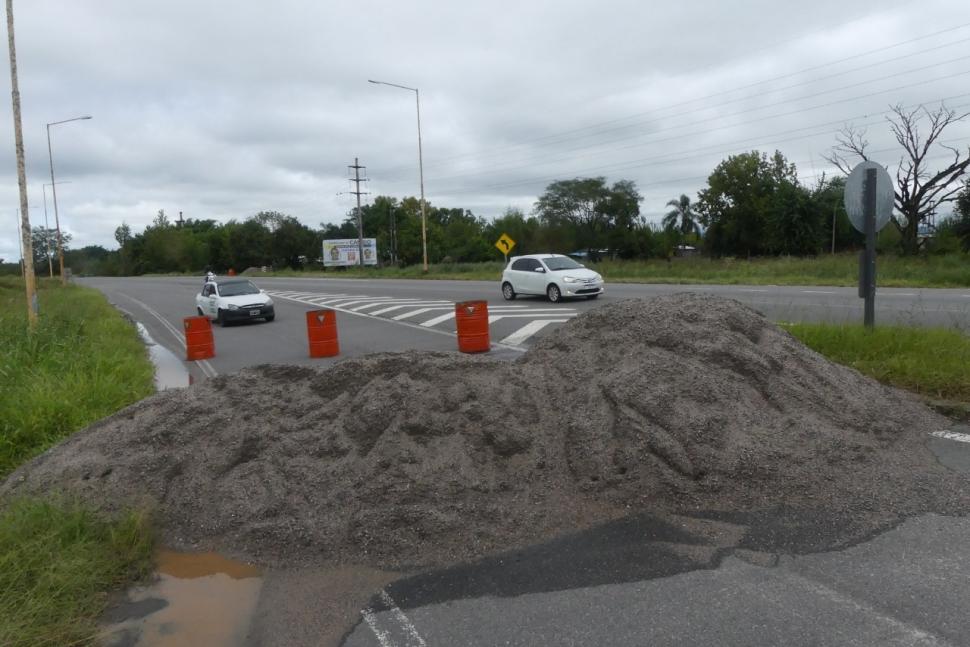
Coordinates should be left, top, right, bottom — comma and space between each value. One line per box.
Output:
786, 323, 970, 403
256, 252, 970, 288
0, 277, 154, 475
0, 499, 154, 647
0, 277, 156, 646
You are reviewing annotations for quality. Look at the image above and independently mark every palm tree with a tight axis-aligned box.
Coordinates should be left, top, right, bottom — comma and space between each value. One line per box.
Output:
663, 194, 698, 238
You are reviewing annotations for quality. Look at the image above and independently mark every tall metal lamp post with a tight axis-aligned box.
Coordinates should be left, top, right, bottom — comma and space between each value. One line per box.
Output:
47, 115, 91, 283
43, 181, 70, 277
367, 79, 428, 272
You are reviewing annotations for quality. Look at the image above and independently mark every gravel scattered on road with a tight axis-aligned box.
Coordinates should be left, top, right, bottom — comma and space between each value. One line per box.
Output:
3, 293, 968, 569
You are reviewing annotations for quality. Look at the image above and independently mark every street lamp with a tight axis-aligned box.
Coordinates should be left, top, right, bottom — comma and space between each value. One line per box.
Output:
368, 79, 428, 272
47, 115, 91, 284
43, 181, 71, 278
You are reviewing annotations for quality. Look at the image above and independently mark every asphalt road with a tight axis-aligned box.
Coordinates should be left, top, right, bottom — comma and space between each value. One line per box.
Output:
79, 276, 970, 646
81, 276, 970, 384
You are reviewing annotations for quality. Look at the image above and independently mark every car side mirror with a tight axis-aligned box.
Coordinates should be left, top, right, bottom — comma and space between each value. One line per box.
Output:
534, 267, 545, 273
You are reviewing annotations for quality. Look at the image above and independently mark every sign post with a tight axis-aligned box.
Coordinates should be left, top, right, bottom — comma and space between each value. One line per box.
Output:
843, 161, 894, 330
494, 233, 516, 264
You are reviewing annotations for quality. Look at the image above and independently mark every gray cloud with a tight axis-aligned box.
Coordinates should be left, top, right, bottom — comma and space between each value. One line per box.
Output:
2, 0, 970, 262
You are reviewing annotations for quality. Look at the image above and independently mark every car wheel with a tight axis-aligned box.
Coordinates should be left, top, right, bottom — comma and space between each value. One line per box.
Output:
216, 309, 227, 326
546, 284, 561, 303
502, 282, 516, 300
586, 294, 600, 300
265, 314, 275, 322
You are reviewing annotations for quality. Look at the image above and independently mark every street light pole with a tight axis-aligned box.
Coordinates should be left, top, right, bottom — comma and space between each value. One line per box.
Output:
368, 79, 429, 272
46, 115, 91, 284
43, 181, 70, 278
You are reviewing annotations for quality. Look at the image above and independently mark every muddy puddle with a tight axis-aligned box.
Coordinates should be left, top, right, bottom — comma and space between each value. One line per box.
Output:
102, 550, 262, 647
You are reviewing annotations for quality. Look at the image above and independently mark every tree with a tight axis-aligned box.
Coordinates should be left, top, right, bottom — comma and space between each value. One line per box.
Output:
30, 226, 70, 270
696, 150, 801, 257
826, 104, 970, 254
114, 222, 131, 248
952, 180, 970, 252
663, 194, 698, 237
534, 177, 643, 258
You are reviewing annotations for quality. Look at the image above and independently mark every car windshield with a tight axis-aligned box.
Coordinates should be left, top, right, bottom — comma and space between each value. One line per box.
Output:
543, 256, 584, 271
219, 281, 260, 297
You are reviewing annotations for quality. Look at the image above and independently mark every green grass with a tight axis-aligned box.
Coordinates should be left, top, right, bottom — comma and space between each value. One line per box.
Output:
0, 498, 154, 647
0, 279, 157, 646
0, 277, 155, 477
785, 323, 970, 402
245, 253, 970, 288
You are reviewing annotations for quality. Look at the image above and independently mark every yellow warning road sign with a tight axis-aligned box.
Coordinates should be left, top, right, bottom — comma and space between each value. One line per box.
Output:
494, 233, 516, 256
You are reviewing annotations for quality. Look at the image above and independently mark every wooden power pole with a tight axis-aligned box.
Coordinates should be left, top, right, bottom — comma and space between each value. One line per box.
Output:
6, 0, 37, 326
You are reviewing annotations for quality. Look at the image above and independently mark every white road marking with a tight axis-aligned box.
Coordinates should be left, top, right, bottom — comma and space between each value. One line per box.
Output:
882, 292, 916, 297
361, 607, 395, 647
369, 302, 452, 315
116, 293, 218, 378
489, 312, 578, 323
392, 307, 453, 320
421, 311, 456, 327
380, 590, 428, 647
738, 288, 769, 292
500, 319, 568, 346
325, 297, 404, 308
931, 430, 970, 444
801, 290, 836, 295
359, 590, 428, 647
351, 299, 423, 311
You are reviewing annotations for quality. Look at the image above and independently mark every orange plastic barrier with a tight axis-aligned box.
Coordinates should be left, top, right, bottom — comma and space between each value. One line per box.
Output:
183, 316, 215, 361
455, 300, 490, 353
306, 309, 340, 358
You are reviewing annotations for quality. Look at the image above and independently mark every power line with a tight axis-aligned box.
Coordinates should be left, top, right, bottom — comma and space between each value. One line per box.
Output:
378, 22, 970, 177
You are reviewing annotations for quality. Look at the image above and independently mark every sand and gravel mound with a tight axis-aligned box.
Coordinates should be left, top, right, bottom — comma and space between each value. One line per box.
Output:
3, 293, 967, 569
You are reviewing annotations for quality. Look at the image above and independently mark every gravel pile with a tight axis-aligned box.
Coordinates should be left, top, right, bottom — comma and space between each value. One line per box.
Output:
3, 293, 967, 569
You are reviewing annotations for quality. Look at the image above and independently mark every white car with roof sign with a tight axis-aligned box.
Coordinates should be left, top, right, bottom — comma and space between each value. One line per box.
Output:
501, 253, 605, 302
196, 278, 275, 325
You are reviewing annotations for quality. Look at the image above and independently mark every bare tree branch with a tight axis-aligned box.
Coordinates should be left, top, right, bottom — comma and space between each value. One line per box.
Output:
827, 103, 970, 253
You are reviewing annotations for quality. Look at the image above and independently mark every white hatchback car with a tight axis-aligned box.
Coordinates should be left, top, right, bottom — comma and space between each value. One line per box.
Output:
196, 278, 275, 325
501, 254, 605, 302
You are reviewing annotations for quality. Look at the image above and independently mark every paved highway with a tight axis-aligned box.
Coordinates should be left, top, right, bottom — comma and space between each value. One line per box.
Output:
81, 276, 970, 384
80, 276, 970, 646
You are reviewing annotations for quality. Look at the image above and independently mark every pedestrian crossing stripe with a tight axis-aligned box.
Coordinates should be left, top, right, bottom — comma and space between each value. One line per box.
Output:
265, 290, 578, 347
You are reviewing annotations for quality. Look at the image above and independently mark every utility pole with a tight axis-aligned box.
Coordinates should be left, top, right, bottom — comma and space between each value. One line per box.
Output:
347, 158, 368, 266
388, 202, 397, 265
6, 0, 36, 325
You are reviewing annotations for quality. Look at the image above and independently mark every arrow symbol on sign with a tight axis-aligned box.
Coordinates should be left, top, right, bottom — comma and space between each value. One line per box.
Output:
500, 240, 509, 250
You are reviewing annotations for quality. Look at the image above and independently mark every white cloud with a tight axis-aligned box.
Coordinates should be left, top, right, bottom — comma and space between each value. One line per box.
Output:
2, 0, 969, 262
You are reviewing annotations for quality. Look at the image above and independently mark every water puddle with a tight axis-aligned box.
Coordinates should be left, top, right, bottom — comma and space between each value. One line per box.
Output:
102, 550, 263, 647
136, 323, 191, 390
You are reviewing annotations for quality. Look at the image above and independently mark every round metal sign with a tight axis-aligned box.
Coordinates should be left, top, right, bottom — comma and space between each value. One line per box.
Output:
844, 161, 894, 234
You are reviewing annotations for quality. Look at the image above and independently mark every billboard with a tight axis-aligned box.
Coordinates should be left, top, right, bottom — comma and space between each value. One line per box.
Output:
322, 238, 378, 267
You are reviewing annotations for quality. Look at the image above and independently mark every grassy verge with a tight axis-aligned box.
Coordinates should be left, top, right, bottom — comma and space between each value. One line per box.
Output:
0, 278, 156, 646
0, 499, 154, 647
244, 253, 970, 288
785, 323, 970, 403
0, 277, 155, 476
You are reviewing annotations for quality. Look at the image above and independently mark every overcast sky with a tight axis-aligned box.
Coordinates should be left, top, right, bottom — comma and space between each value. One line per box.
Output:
3, 0, 970, 262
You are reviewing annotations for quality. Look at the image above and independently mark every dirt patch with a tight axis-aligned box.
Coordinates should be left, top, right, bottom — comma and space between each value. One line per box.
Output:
3, 293, 968, 570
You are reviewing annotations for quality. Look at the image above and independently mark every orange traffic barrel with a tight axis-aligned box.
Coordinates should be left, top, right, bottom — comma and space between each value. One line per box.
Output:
306, 309, 339, 358
455, 300, 490, 353
183, 316, 215, 361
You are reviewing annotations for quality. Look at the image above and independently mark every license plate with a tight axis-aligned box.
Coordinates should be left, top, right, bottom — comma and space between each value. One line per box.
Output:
249, 309, 260, 316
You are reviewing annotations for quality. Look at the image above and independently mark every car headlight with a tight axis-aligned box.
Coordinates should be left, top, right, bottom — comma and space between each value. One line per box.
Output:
594, 274, 602, 281
563, 276, 580, 283
265, 298, 273, 306
227, 304, 239, 310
